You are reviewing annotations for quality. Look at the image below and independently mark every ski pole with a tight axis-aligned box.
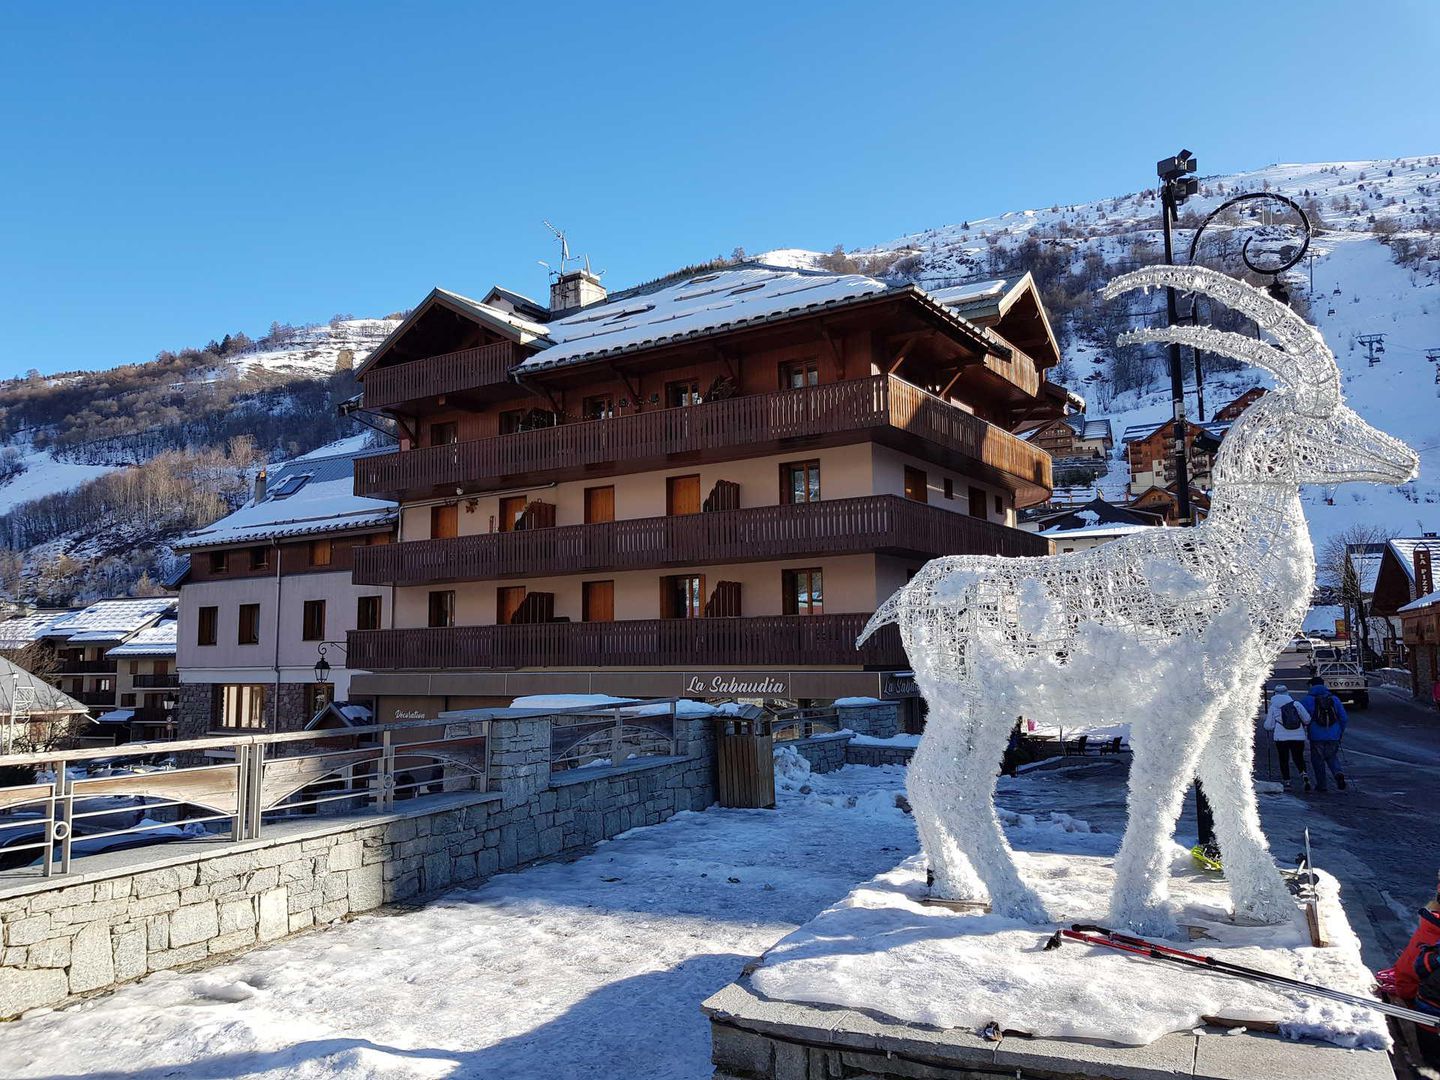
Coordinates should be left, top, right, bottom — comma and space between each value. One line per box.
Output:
1053, 925, 1439, 1030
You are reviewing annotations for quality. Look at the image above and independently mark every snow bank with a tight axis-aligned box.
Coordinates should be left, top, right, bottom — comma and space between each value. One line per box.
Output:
847, 733, 921, 748
751, 849, 1389, 1049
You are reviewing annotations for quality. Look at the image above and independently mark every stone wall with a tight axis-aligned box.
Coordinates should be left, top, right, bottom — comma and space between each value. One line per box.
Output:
0, 714, 715, 1019
779, 733, 850, 774
174, 683, 212, 740
835, 702, 899, 739
843, 743, 916, 768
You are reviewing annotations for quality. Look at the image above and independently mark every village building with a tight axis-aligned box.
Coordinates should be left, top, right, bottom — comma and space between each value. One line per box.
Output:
25, 599, 178, 720
1015, 415, 1114, 461
101, 617, 179, 742
1370, 534, 1439, 679
0, 655, 92, 756
1127, 483, 1212, 526
1212, 386, 1266, 421
339, 263, 1067, 724
1020, 496, 1164, 553
173, 447, 397, 736
1121, 419, 1229, 496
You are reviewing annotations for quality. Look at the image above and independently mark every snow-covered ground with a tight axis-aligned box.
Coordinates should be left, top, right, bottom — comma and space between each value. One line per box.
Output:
227, 319, 399, 379
0, 762, 917, 1080
0, 448, 116, 515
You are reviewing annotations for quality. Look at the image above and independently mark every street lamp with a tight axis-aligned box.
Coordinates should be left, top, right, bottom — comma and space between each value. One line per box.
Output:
313, 640, 347, 685
1157, 150, 1200, 527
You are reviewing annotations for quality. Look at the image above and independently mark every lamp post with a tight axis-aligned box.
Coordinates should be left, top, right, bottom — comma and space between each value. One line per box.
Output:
1157, 150, 1200, 527
312, 640, 347, 687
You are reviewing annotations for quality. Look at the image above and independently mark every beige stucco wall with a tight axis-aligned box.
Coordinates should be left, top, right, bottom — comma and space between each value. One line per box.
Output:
869, 445, 1015, 528
178, 571, 392, 700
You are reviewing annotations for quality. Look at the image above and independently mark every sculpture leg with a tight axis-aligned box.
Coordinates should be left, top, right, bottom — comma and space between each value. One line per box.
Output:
1196, 686, 1294, 925
907, 716, 983, 901
1109, 699, 1226, 936
935, 706, 1050, 923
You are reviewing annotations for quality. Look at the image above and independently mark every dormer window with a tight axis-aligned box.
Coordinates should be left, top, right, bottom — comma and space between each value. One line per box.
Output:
269, 474, 311, 499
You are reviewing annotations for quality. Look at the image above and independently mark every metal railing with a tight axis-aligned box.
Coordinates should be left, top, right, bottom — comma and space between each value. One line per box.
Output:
133, 673, 181, 689
770, 707, 841, 742
0, 719, 489, 880
548, 701, 679, 773
59, 659, 118, 674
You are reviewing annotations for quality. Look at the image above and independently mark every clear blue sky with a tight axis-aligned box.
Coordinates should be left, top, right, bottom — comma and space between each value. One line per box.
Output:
2, 1, 1436, 376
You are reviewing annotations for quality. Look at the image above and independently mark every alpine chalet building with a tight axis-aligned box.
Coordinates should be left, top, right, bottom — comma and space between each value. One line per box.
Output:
345, 264, 1067, 723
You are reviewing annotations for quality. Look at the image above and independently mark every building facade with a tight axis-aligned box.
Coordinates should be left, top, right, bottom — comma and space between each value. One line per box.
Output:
342, 263, 1065, 723
174, 448, 397, 736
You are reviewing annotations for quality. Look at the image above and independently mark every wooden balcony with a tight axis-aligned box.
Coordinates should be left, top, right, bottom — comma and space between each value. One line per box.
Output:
59, 659, 118, 674
353, 495, 1050, 587
354, 375, 1053, 506
361, 341, 519, 411
133, 673, 181, 689
347, 614, 904, 672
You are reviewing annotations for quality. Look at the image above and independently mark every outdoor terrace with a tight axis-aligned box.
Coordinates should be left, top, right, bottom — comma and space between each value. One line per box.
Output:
361, 341, 520, 411
347, 614, 905, 672
352, 494, 1049, 587
354, 375, 1053, 506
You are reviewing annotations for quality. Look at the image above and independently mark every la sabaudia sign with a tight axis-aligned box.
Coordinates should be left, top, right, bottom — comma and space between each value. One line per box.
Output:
683, 672, 790, 697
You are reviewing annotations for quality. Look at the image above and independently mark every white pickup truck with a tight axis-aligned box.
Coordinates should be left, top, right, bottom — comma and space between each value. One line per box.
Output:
1309, 646, 1368, 710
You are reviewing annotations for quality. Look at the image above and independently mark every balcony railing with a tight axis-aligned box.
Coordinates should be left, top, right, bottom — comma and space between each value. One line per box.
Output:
75, 691, 116, 707
347, 614, 904, 672
132, 673, 181, 689
59, 660, 117, 675
354, 375, 1052, 505
362, 341, 518, 410
354, 495, 1050, 586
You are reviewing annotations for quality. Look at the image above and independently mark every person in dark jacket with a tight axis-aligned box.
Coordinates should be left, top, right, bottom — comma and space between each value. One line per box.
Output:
1302, 677, 1348, 792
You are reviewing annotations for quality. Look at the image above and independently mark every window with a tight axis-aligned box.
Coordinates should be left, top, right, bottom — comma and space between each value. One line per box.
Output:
994, 494, 1003, 516
269, 474, 310, 499
431, 503, 459, 539
499, 409, 524, 435
95, 677, 113, 693
498, 496, 526, 532
496, 586, 527, 626
302, 599, 326, 641
430, 421, 458, 446
208, 550, 228, 574
582, 580, 615, 623
903, 467, 927, 503
428, 590, 455, 628
781, 461, 821, 504
783, 568, 824, 616
153, 659, 169, 675
309, 539, 333, 567
237, 603, 261, 645
584, 485, 615, 524
249, 545, 269, 571
660, 575, 705, 619
583, 394, 617, 420
304, 682, 332, 719
780, 360, 819, 390
665, 379, 702, 408
968, 486, 987, 519
356, 594, 382, 631
666, 474, 701, 516
943, 478, 954, 500
129, 660, 140, 675
220, 684, 266, 730
197, 606, 218, 646
120, 693, 136, 708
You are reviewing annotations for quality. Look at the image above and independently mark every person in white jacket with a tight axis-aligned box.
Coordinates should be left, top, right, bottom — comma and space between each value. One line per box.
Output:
1264, 682, 1311, 791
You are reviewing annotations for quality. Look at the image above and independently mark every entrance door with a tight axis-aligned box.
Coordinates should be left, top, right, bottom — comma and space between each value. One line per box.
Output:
498, 496, 526, 532
666, 475, 701, 516
584, 485, 615, 524
582, 580, 615, 622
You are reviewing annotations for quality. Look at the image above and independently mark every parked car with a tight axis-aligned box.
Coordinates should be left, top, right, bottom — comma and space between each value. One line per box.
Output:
1284, 635, 1313, 653
1310, 646, 1369, 710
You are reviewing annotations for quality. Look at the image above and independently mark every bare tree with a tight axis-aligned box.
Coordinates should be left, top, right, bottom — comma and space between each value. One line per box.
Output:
1316, 523, 1397, 663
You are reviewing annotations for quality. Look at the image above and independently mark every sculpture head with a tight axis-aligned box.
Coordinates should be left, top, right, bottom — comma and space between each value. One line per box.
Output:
1103, 265, 1419, 489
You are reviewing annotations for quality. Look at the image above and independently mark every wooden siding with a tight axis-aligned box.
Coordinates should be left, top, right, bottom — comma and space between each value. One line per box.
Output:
355, 494, 1048, 586
362, 341, 519, 410
354, 375, 1052, 505
347, 613, 904, 671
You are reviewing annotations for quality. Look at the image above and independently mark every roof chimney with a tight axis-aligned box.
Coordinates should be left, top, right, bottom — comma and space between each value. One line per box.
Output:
254, 466, 268, 504
550, 269, 607, 315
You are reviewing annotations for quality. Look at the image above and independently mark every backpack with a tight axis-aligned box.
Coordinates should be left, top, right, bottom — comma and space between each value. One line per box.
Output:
1415, 943, 1440, 1016
1279, 700, 1305, 730
1311, 693, 1341, 734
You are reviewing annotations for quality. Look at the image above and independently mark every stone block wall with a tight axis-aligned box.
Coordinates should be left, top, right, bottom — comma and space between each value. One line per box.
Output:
843, 743, 916, 768
0, 713, 716, 1019
835, 702, 899, 740
174, 683, 213, 741
780, 733, 851, 774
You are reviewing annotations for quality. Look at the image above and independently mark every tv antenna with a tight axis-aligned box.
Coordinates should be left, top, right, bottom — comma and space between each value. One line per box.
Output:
539, 221, 572, 278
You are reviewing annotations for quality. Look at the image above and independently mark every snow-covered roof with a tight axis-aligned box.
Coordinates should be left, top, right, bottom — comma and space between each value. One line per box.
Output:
177, 447, 396, 550
1120, 419, 1230, 444
1041, 522, 1156, 540
927, 278, 1011, 309
0, 611, 71, 648
1387, 537, 1439, 583
106, 619, 178, 657
1400, 588, 1440, 613
45, 598, 176, 641
1079, 418, 1113, 442
95, 708, 136, 725
1347, 549, 1385, 594
0, 655, 89, 716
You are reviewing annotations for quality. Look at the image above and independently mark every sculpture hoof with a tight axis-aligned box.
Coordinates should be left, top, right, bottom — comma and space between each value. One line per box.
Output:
1109, 901, 1179, 939
994, 891, 1052, 925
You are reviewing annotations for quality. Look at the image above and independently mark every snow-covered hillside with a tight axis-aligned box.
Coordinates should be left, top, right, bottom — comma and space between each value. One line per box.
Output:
225, 318, 399, 378
0, 449, 117, 517
767, 155, 1440, 553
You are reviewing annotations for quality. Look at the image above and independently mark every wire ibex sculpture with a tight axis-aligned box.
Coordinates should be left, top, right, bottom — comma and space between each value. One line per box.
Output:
859, 265, 1418, 934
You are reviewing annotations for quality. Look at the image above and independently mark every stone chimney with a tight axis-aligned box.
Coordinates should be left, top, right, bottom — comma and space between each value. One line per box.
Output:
254, 466, 268, 504
549, 269, 607, 315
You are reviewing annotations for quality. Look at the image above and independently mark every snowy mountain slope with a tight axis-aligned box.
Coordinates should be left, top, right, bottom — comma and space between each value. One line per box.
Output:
765, 155, 1440, 554
0, 449, 117, 516
225, 318, 399, 378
